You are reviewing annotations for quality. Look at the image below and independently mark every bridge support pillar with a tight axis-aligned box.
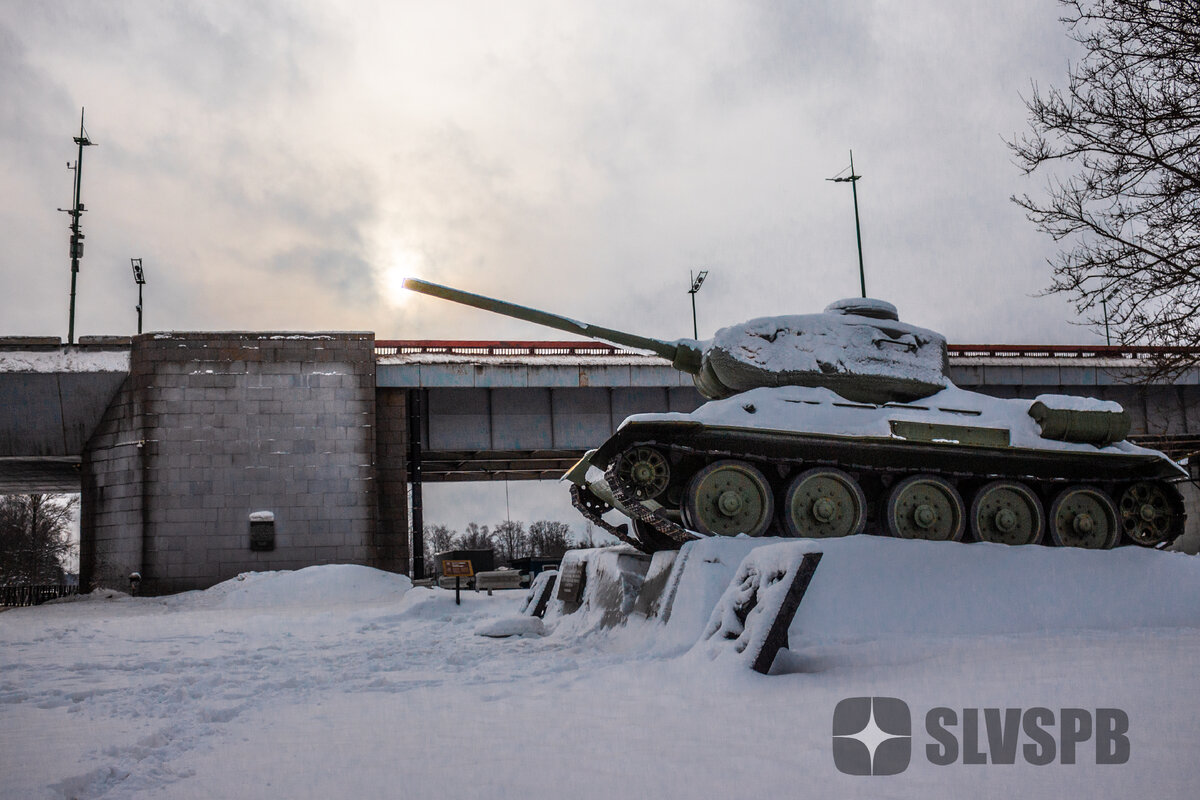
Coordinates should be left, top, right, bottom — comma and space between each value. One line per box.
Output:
80, 333, 387, 594
374, 388, 411, 575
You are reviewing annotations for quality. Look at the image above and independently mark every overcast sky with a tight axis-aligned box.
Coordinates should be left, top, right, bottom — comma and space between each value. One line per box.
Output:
2, 1, 1093, 535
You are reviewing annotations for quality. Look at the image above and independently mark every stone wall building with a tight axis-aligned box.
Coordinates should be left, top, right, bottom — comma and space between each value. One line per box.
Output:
80, 333, 407, 595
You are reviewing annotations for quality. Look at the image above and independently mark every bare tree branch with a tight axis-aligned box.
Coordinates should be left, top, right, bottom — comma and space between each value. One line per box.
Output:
0, 494, 77, 584
1010, 0, 1200, 375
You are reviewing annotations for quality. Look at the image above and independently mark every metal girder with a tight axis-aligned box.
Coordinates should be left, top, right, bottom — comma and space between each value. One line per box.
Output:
420, 449, 586, 482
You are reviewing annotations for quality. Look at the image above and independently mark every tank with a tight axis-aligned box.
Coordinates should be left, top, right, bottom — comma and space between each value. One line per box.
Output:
404, 278, 1188, 553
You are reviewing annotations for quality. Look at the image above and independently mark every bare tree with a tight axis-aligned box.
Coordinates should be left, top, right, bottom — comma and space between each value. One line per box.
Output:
1010, 0, 1200, 366
528, 520, 572, 557
423, 523, 457, 556
457, 522, 493, 551
0, 494, 77, 584
492, 520, 526, 564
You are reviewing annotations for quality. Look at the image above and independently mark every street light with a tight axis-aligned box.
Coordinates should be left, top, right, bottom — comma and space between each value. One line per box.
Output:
688, 270, 708, 339
130, 258, 145, 334
827, 150, 866, 298
1102, 292, 1113, 346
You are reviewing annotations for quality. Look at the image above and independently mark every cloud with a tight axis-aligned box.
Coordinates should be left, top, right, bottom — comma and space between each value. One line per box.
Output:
0, 0, 1103, 533
1, 0, 1089, 346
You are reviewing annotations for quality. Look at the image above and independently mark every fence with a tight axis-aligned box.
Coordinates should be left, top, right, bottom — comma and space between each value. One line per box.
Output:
0, 584, 78, 607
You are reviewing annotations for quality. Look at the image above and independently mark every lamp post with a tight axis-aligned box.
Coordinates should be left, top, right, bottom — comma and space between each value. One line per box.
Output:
688, 270, 708, 339
130, 258, 146, 334
59, 108, 96, 345
1102, 292, 1112, 346
827, 150, 866, 298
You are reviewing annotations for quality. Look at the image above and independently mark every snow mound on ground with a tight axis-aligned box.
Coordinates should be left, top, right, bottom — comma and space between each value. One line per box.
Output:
655, 536, 1200, 652
43, 587, 131, 604
542, 547, 652, 637
475, 616, 545, 637
165, 565, 412, 610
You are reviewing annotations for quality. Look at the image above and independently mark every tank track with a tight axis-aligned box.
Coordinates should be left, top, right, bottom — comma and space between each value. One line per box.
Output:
569, 483, 641, 548
593, 438, 1187, 553
603, 458, 699, 545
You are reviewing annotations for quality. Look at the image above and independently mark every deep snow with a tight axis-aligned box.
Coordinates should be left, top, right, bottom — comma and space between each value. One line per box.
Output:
2, 543, 1199, 799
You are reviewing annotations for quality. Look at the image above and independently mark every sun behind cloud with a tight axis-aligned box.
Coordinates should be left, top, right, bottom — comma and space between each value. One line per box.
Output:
380, 244, 425, 308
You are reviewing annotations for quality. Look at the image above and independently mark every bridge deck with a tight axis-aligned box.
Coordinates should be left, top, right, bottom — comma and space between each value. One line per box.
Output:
2, 338, 1198, 489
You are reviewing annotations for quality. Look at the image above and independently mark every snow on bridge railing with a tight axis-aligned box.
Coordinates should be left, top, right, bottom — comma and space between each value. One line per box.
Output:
949, 344, 1200, 358
375, 340, 1200, 360
374, 340, 629, 357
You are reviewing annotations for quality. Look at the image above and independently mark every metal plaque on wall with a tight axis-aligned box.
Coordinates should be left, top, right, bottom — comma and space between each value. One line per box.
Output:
249, 521, 275, 551
556, 561, 585, 603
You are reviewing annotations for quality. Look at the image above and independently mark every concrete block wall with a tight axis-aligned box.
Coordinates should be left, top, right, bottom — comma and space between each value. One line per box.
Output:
82, 333, 387, 594
79, 377, 146, 589
374, 388, 410, 573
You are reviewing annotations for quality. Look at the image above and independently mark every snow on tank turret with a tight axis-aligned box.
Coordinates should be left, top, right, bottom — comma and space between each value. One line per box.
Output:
404, 278, 1187, 554
696, 297, 948, 403
404, 278, 949, 403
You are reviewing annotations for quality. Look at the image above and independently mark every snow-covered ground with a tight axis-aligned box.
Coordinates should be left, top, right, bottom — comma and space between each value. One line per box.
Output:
3, 542, 1200, 799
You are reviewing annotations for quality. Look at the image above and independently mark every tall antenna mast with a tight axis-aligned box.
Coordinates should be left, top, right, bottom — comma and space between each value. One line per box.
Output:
827, 150, 866, 298
59, 108, 96, 344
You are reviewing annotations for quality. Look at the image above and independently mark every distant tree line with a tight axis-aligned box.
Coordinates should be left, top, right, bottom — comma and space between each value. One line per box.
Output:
423, 519, 578, 564
0, 494, 77, 585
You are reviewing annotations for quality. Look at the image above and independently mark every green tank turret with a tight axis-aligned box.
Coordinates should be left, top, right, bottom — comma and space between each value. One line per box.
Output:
403, 278, 1186, 554
403, 278, 948, 404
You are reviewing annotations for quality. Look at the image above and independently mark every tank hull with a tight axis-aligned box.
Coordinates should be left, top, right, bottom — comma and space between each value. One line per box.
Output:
567, 386, 1187, 552
590, 420, 1184, 485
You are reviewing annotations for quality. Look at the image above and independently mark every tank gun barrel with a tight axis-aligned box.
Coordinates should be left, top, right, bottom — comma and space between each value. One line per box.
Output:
403, 278, 702, 373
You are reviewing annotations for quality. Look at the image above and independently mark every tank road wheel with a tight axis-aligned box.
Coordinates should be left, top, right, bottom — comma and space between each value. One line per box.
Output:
1117, 482, 1178, 547
886, 475, 966, 542
616, 446, 671, 501
969, 481, 1045, 546
682, 460, 774, 538
1048, 486, 1120, 549
782, 468, 866, 538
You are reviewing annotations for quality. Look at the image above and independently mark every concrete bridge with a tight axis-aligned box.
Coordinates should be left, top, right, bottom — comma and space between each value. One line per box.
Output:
376, 340, 1200, 479
1, 334, 1198, 593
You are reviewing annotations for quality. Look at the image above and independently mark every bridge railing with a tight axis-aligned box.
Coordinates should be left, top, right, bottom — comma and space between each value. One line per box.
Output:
376, 340, 1200, 360
375, 340, 629, 357
948, 344, 1200, 359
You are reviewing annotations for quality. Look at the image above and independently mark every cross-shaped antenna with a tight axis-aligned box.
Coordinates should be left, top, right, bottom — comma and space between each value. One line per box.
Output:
827, 150, 866, 298
60, 108, 98, 344
688, 269, 709, 338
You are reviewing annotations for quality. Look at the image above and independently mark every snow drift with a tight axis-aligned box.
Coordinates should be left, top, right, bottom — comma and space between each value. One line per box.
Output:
650, 535, 1200, 653
161, 564, 413, 610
